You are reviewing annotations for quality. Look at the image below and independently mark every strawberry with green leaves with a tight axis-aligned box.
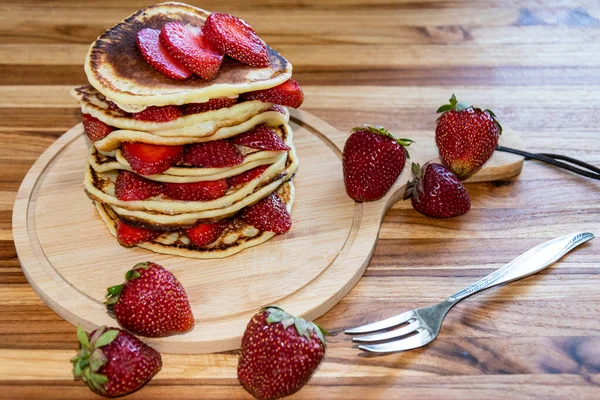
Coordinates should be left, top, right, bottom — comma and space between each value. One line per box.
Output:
404, 162, 471, 218
435, 94, 502, 179
71, 325, 162, 397
105, 262, 194, 337
238, 306, 327, 400
342, 124, 413, 202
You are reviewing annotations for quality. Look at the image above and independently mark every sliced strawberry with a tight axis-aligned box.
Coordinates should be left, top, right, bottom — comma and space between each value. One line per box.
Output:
227, 165, 269, 188
183, 97, 238, 115
185, 221, 228, 247
241, 194, 291, 234
116, 220, 161, 247
82, 113, 114, 142
136, 28, 192, 80
115, 171, 163, 201
163, 180, 228, 201
203, 12, 269, 68
267, 104, 287, 114
242, 79, 304, 108
232, 126, 290, 151
121, 142, 184, 175
183, 141, 244, 168
132, 105, 183, 122
160, 22, 224, 81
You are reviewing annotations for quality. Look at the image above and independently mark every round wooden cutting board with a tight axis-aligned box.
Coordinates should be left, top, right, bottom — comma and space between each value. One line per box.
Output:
12, 110, 524, 354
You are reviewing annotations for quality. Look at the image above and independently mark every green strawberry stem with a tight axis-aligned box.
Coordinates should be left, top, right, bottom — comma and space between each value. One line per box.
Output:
262, 306, 328, 345
351, 124, 415, 159
436, 94, 503, 135
105, 262, 151, 309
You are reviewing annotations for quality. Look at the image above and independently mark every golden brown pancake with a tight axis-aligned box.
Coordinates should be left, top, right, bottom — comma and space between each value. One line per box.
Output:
85, 2, 292, 109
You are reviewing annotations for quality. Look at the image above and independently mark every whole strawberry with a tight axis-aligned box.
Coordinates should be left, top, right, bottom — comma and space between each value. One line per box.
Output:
342, 125, 413, 202
238, 306, 326, 400
435, 94, 502, 179
105, 262, 194, 337
403, 162, 471, 218
71, 325, 161, 397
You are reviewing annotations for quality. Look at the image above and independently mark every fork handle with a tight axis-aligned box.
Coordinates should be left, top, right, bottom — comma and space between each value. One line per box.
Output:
446, 232, 594, 303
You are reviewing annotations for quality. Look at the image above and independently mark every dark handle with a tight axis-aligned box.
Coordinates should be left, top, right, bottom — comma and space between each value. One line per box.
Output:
496, 145, 600, 181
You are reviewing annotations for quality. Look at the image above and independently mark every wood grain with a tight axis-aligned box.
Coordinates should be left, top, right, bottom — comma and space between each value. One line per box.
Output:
1, 0, 600, 398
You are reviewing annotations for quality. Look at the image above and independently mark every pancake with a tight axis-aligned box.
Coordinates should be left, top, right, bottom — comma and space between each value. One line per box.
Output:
85, 2, 292, 110
93, 180, 294, 259
72, 85, 274, 134
93, 106, 289, 152
89, 125, 290, 182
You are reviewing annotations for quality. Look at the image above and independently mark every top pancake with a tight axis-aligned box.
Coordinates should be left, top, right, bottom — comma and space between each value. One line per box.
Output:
85, 2, 292, 109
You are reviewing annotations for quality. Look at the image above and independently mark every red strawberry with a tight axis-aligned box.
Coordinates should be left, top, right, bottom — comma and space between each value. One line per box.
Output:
160, 22, 224, 81
183, 97, 238, 114
242, 79, 304, 108
72, 325, 161, 397
267, 104, 287, 114
203, 12, 269, 68
435, 94, 502, 179
116, 220, 161, 247
238, 306, 326, 400
231, 125, 290, 151
342, 125, 413, 202
105, 262, 194, 337
163, 179, 228, 201
227, 165, 269, 188
183, 141, 244, 168
121, 142, 184, 175
403, 162, 471, 218
132, 105, 183, 122
82, 113, 114, 142
241, 194, 291, 234
115, 171, 163, 201
185, 221, 228, 247
136, 27, 192, 80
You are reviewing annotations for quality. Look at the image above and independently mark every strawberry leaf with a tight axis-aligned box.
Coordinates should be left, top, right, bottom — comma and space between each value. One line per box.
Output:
77, 325, 90, 349
89, 349, 108, 372
95, 330, 119, 347
436, 104, 454, 113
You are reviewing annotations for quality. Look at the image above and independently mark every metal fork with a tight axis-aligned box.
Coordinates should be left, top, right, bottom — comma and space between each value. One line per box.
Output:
345, 232, 594, 353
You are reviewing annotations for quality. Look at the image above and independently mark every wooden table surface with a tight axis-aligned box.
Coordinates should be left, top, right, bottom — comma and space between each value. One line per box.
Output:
1, 1, 600, 399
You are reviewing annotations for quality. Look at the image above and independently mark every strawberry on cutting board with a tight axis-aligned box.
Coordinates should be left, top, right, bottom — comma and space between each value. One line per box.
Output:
403, 162, 471, 218
136, 27, 192, 80
342, 124, 413, 202
435, 94, 502, 179
242, 79, 304, 108
203, 12, 269, 67
238, 306, 326, 400
160, 21, 224, 81
105, 262, 194, 337
121, 142, 184, 175
71, 325, 162, 397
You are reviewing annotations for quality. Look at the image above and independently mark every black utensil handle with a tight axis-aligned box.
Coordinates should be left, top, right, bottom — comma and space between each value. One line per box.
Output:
495, 145, 600, 181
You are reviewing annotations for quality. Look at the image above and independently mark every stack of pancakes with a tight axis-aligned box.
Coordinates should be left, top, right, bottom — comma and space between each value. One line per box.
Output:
72, 3, 298, 258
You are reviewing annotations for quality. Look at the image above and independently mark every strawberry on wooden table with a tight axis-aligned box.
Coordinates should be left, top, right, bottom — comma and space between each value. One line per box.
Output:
163, 179, 229, 201
105, 262, 194, 337
116, 220, 161, 247
238, 306, 326, 400
342, 124, 413, 202
71, 325, 162, 397
241, 193, 291, 234
82, 113, 114, 142
185, 221, 228, 247
183, 97, 238, 114
435, 94, 502, 179
242, 79, 304, 108
160, 21, 224, 81
132, 105, 183, 122
232, 125, 290, 151
403, 162, 471, 218
121, 142, 184, 175
115, 171, 163, 201
227, 165, 269, 188
136, 27, 192, 80
203, 12, 269, 67
183, 140, 244, 168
